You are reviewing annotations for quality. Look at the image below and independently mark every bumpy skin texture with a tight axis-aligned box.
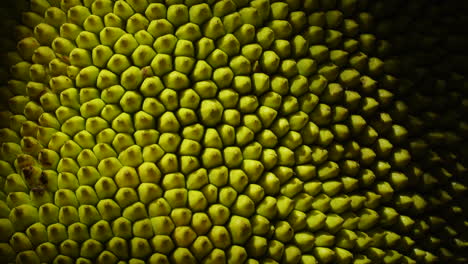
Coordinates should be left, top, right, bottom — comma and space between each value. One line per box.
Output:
0, 0, 468, 263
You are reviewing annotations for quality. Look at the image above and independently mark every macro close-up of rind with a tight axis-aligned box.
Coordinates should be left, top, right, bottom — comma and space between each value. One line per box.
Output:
0, 0, 467, 263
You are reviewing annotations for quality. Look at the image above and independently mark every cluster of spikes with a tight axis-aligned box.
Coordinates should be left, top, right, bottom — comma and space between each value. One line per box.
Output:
0, 0, 467, 263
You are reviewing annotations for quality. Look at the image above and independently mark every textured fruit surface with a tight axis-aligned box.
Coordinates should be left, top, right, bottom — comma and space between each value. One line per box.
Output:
0, 0, 467, 263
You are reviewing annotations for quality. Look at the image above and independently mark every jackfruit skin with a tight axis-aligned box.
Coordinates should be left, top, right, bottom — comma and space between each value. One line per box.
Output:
0, 0, 467, 264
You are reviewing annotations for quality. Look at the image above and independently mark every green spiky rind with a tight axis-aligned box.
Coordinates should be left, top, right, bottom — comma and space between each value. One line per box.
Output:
0, 0, 467, 263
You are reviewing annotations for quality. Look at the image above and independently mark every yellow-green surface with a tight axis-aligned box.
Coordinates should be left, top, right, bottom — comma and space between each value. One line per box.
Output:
0, 0, 467, 263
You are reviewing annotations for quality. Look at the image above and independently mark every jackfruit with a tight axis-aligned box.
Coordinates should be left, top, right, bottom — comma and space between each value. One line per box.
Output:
0, 0, 467, 264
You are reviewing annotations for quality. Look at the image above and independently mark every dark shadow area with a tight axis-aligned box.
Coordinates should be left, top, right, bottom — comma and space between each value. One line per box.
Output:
366, 0, 468, 262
